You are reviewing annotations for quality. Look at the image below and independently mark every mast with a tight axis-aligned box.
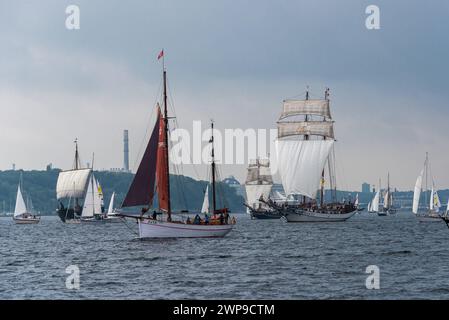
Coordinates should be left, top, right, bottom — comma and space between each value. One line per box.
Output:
320, 88, 329, 208
163, 67, 172, 220
210, 121, 217, 213
425, 152, 428, 210
303, 88, 309, 205
74, 139, 80, 209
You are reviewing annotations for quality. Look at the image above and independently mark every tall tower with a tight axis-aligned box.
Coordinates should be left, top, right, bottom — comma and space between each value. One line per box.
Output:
123, 130, 129, 172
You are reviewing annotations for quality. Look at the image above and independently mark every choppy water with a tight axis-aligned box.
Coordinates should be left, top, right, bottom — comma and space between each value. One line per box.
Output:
1, 211, 449, 299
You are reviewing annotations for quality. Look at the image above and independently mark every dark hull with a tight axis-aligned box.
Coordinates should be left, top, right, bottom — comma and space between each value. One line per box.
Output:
57, 208, 80, 223
250, 211, 283, 220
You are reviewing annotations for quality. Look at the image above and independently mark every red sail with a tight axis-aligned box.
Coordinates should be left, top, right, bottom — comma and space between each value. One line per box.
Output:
156, 107, 169, 212
122, 112, 160, 208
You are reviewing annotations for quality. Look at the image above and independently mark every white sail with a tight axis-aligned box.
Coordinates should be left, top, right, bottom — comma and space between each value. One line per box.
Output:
82, 175, 102, 217
432, 189, 441, 213
383, 191, 390, 209
245, 184, 273, 209
446, 197, 449, 216
354, 193, 359, 207
412, 169, 423, 214
367, 201, 372, 212
281, 99, 331, 119
201, 186, 209, 214
107, 192, 115, 214
14, 185, 27, 217
56, 169, 92, 200
277, 121, 334, 139
429, 187, 434, 211
371, 190, 380, 212
275, 139, 334, 199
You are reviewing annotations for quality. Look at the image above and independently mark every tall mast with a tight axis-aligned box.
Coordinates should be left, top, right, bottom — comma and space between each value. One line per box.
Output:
303, 87, 309, 205
163, 67, 172, 220
320, 88, 329, 208
425, 152, 428, 210
211, 121, 217, 213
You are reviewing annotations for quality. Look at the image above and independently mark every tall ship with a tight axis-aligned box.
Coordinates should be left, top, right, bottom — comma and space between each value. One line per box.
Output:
118, 53, 235, 238
244, 158, 282, 219
264, 88, 356, 222
56, 140, 92, 223
412, 153, 442, 222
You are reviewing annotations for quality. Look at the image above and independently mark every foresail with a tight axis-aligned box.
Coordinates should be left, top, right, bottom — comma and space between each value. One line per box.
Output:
372, 190, 380, 212
412, 169, 423, 214
107, 192, 115, 214
201, 186, 209, 214
275, 139, 334, 199
14, 185, 27, 217
122, 111, 160, 208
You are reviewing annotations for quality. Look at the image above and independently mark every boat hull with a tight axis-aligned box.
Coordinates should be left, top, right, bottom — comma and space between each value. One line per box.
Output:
138, 218, 234, 238
284, 209, 357, 222
416, 214, 442, 222
13, 216, 40, 224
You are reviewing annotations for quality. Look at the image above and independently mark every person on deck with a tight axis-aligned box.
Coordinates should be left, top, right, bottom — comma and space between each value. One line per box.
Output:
204, 214, 209, 224
152, 210, 157, 220
194, 214, 201, 225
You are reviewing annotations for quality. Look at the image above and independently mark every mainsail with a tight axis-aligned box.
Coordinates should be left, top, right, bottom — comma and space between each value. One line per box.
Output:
275, 93, 335, 200
56, 168, 91, 200
14, 184, 27, 217
156, 107, 170, 212
371, 189, 380, 212
122, 111, 161, 208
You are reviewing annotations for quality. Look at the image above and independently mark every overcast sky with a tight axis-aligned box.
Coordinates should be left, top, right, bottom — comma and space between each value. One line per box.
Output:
1, 0, 448, 191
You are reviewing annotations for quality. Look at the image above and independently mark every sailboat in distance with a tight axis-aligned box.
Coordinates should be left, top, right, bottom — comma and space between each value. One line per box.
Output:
412, 153, 443, 222
118, 56, 235, 239
13, 174, 40, 224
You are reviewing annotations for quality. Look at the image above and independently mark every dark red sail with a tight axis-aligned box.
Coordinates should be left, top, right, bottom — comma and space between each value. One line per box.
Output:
121, 112, 160, 208
156, 106, 169, 212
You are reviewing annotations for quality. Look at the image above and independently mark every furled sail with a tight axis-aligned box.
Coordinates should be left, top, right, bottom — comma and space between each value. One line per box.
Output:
275, 139, 334, 199
412, 169, 423, 214
277, 121, 334, 139
121, 111, 161, 208
56, 168, 92, 200
280, 99, 331, 120
371, 190, 380, 212
14, 184, 27, 217
201, 186, 209, 214
156, 107, 170, 212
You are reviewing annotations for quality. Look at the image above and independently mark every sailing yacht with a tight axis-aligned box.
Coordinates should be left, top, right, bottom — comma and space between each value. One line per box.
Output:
412, 153, 442, 222
80, 173, 104, 222
244, 158, 281, 219
13, 176, 40, 224
103, 192, 123, 222
118, 59, 235, 238
264, 88, 356, 222
379, 173, 396, 216
56, 140, 92, 223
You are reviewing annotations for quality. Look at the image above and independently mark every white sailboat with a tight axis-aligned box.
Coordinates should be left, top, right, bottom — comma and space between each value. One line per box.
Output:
81, 174, 103, 222
13, 176, 40, 224
103, 192, 123, 222
412, 153, 442, 222
267, 88, 356, 222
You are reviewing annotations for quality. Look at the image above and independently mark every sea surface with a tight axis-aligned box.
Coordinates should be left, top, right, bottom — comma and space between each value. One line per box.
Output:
1, 211, 449, 299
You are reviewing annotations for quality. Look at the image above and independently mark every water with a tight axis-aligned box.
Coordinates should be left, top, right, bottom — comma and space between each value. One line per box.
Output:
1, 211, 449, 299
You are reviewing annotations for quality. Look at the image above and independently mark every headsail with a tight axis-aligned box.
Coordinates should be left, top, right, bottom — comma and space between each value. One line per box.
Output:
412, 169, 423, 214
371, 190, 380, 212
83, 174, 102, 217
107, 192, 115, 214
14, 184, 27, 217
122, 110, 161, 208
201, 185, 209, 214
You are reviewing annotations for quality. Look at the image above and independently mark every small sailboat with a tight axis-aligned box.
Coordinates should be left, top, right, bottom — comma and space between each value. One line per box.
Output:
118, 57, 235, 238
103, 192, 123, 222
244, 158, 282, 219
412, 153, 442, 222
13, 176, 40, 224
264, 88, 356, 222
378, 173, 396, 216
354, 194, 364, 212
80, 173, 104, 223
371, 181, 381, 215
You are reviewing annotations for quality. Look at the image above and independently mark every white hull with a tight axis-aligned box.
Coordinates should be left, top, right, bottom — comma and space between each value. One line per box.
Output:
284, 209, 356, 222
138, 218, 234, 239
13, 216, 40, 224
103, 216, 124, 223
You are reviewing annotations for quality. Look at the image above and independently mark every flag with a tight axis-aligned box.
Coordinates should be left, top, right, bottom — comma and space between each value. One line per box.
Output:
157, 50, 164, 60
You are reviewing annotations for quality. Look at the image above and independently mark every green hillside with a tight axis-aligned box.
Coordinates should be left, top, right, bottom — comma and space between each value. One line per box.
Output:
0, 169, 245, 214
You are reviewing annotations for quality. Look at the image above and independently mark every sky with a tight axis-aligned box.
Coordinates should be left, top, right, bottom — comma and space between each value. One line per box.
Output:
0, 0, 448, 191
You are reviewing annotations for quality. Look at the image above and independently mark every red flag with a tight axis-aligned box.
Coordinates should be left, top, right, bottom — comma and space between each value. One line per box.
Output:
157, 50, 164, 60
